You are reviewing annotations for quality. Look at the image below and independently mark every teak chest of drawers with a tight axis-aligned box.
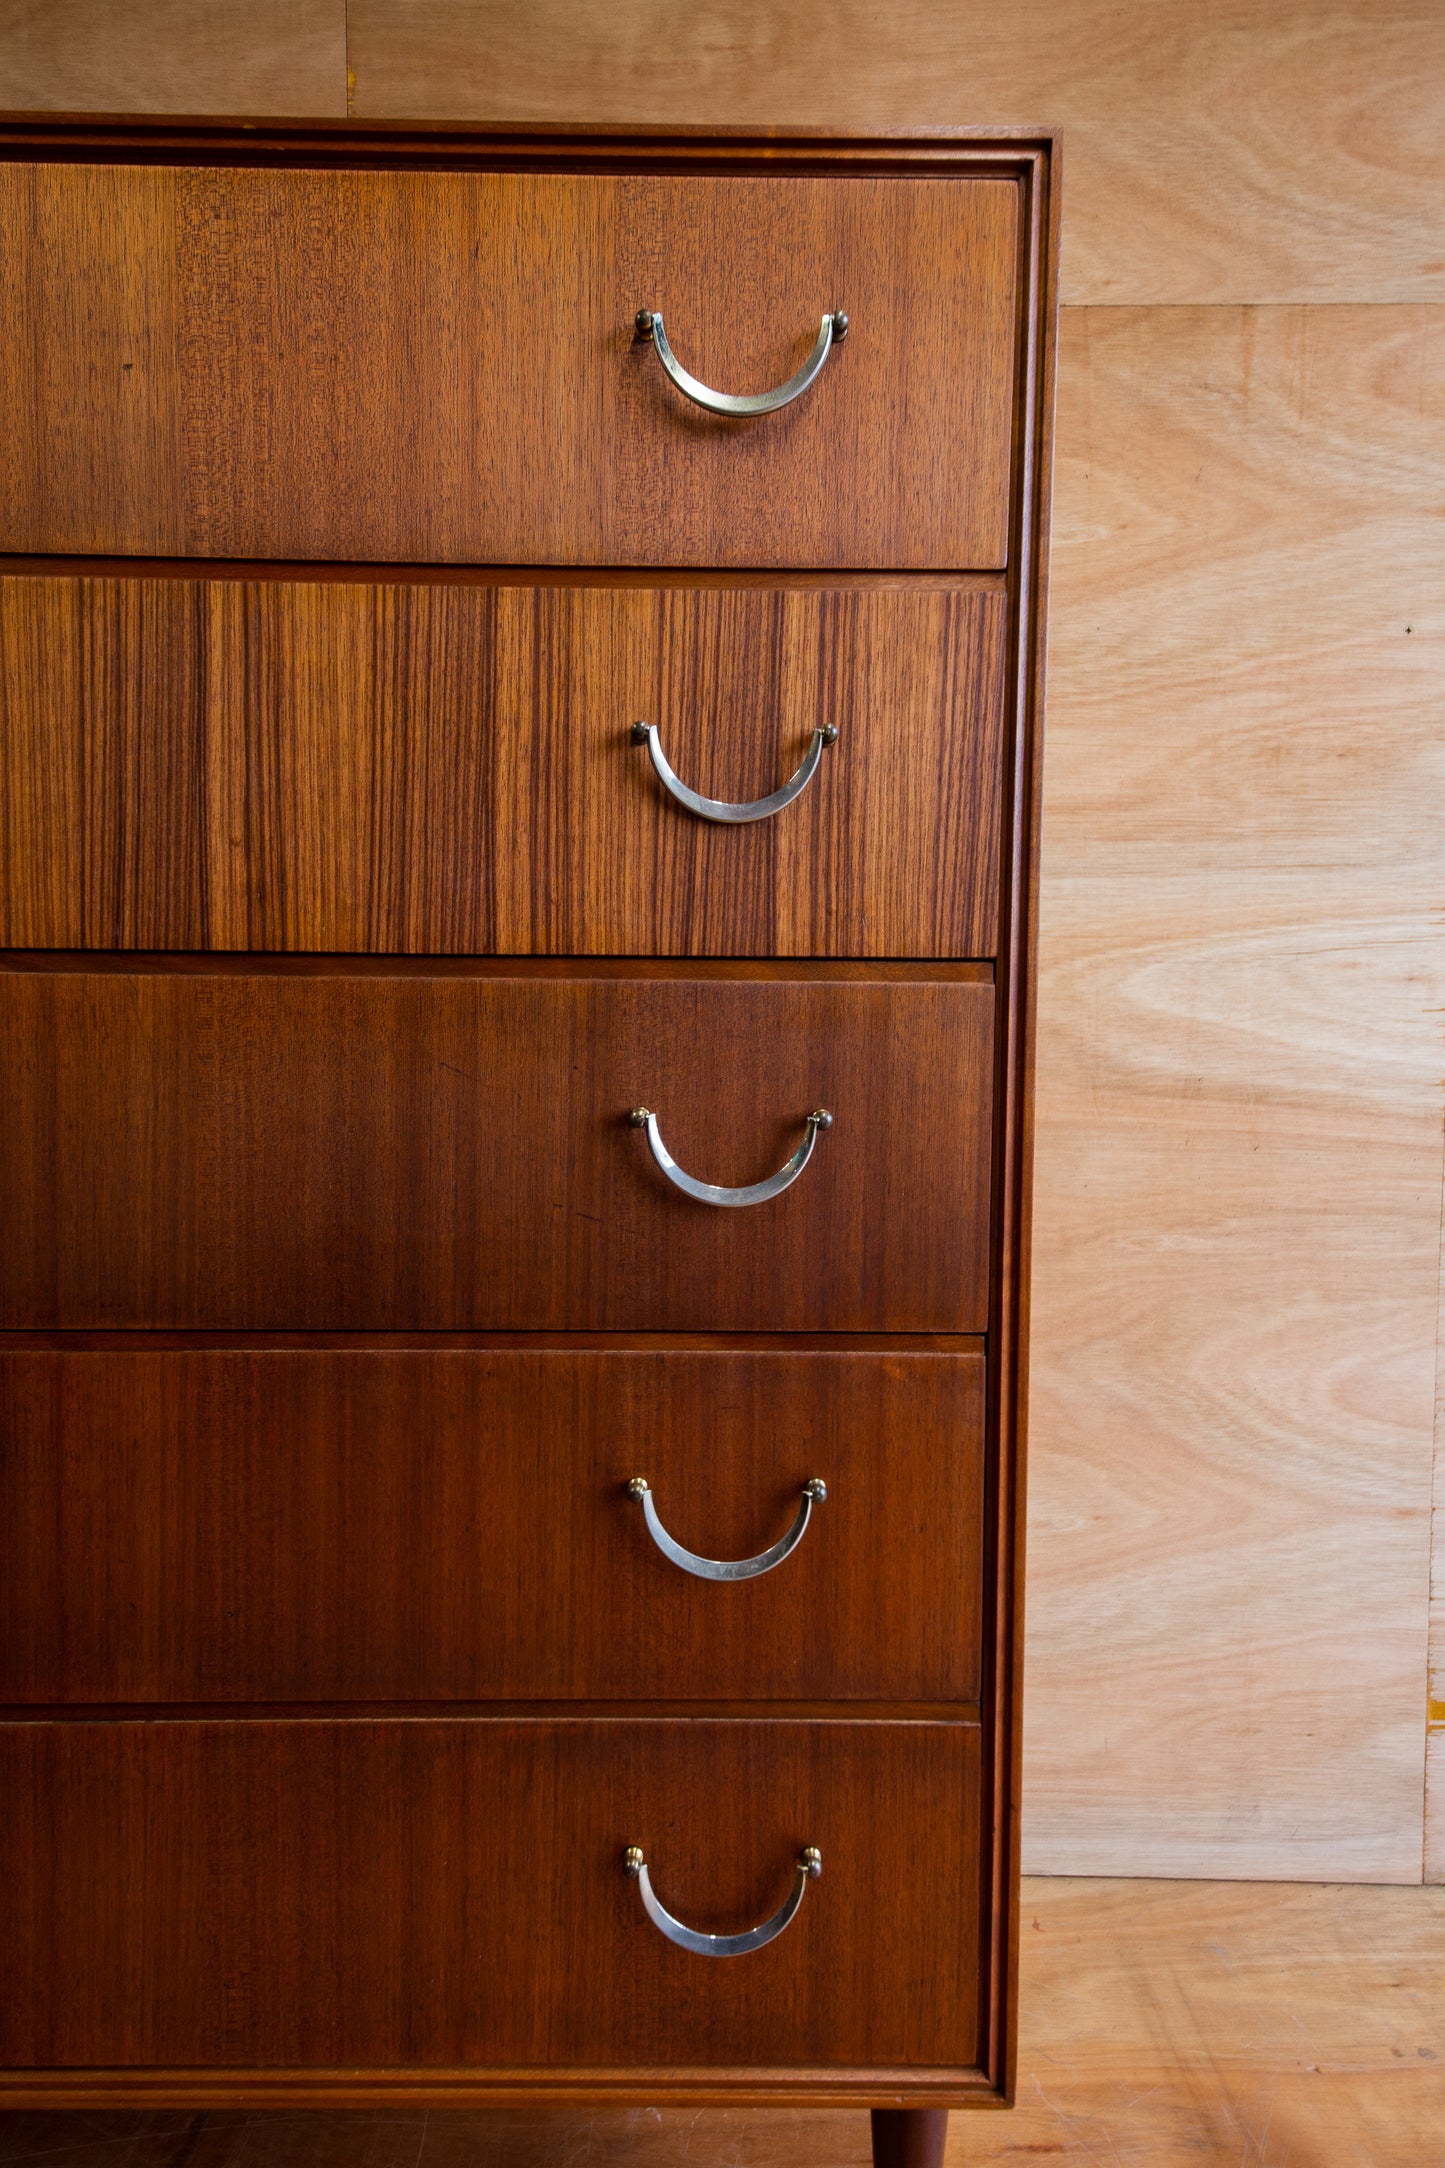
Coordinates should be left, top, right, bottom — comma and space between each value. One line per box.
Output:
0, 119, 1058, 2164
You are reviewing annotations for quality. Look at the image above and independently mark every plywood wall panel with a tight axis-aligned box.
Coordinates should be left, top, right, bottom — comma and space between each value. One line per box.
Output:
1024, 303, 1445, 1879
0, 1, 347, 116
347, 0, 1445, 305
992, 1879, 1445, 2161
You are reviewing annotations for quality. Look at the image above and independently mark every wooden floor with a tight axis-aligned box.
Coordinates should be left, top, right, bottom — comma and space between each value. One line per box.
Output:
1, 1878, 1440, 2165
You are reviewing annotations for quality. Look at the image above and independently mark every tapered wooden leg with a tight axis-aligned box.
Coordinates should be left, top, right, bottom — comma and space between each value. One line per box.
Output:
870, 2107, 949, 2168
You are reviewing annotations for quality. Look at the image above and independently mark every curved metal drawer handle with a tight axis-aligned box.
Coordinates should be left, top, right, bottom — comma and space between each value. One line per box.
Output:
635, 307, 848, 417
629, 1105, 831, 1207
631, 719, 837, 825
626, 1476, 827, 1580
623, 1844, 822, 1957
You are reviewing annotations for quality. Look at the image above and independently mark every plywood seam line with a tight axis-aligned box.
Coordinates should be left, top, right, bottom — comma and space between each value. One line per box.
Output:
1057, 301, 1445, 312
1426, 1077, 1445, 1882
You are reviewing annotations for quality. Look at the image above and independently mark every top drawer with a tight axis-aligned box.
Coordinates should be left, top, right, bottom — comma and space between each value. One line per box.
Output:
0, 159, 1019, 568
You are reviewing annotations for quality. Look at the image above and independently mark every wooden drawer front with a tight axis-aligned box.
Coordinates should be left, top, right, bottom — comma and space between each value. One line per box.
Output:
0, 1343, 985, 1706
0, 572, 1007, 959
0, 963, 993, 1334
0, 162, 1017, 568
0, 1718, 983, 2073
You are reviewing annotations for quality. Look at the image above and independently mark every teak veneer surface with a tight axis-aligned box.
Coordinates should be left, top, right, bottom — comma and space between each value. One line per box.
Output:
0, 1717, 983, 2074
0, 962, 994, 1333
0, 160, 1018, 568
0, 572, 1007, 957
0, 1343, 986, 1704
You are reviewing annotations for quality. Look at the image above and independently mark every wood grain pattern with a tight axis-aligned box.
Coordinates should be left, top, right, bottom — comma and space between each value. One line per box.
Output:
0, 961, 995, 1334
0, 163, 183, 555
0, 159, 1018, 567
0, 0, 347, 117
347, 0, 1445, 307
1025, 303, 1445, 1881
0, 1717, 983, 2075
0, 573, 1007, 957
988, 1879, 1445, 2164
0, 1342, 986, 1705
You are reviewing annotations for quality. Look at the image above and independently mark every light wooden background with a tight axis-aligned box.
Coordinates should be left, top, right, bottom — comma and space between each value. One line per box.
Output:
3, 0, 1443, 1885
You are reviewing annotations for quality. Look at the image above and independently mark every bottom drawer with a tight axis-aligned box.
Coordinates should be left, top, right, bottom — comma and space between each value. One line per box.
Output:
0, 1718, 982, 2077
